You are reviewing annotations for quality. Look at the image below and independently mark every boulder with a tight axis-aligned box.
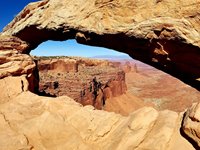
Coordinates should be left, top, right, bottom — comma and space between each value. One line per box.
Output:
182, 103, 200, 149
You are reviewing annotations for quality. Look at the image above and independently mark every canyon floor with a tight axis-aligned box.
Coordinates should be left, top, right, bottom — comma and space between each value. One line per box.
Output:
101, 58, 200, 115
125, 60, 200, 112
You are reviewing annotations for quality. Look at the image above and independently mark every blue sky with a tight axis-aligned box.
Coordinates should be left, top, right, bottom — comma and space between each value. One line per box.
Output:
0, 0, 128, 57
0, 0, 39, 32
31, 40, 127, 57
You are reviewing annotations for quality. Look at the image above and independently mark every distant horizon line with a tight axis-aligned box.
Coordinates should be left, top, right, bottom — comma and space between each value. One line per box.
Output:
31, 54, 131, 58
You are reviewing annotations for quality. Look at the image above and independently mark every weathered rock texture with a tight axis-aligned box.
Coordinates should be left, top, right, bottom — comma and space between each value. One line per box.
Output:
0, 36, 32, 78
0, 34, 196, 149
0, 80, 195, 149
182, 103, 200, 149
2, 0, 200, 90
0, 35, 38, 92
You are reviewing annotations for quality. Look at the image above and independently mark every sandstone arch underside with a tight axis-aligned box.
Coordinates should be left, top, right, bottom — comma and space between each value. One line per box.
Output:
1, 0, 200, 90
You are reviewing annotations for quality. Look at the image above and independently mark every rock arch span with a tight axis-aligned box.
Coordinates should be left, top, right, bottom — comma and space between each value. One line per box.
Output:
1, 0, 200, 90
0, 0, 200, 149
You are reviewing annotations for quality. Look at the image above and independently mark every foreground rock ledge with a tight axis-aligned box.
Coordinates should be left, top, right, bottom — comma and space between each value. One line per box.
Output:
182, 103, 200, 148
0, 76, 196, 150
2, 0, 200, 89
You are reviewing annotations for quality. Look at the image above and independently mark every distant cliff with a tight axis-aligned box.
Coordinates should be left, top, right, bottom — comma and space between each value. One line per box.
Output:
36, 56, 127, 109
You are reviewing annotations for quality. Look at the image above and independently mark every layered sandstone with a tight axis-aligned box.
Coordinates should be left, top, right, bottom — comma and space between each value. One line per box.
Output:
182, 103, 200, 149
37, 56, 127, 109
0, 36, 33, 78
36, 56, 78, 72
2, 0, 200, 89
0, 35, 38, 93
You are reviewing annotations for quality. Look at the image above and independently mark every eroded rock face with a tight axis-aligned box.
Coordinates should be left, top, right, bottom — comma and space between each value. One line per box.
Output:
2, 0, 200, 89
0, 87, 194, 150
0, 36, 32, 78
0, 75, 29, 104
37, 56, 127, 109
0, 35, 39, 92
182, 103, 200, 148
37, 57, 79, 73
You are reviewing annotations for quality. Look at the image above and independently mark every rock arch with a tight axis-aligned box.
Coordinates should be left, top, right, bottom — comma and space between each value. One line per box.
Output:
0, 1, 200, 149
1, 0, 200, 90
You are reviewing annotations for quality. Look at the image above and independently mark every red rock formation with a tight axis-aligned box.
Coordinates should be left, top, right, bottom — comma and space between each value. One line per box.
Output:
80, 72, 127, 109
103, 71, 127, 98
37, 57, 127, 109
120, 61, 132, 73
75, 57, 110, 67
109, 62, 121, 68
36, 57, 78, 73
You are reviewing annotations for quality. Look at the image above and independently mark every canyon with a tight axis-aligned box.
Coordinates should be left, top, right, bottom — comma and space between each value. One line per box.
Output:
37, 56, 127, 109
36, 56, 200, 115
0, 0, 200, 149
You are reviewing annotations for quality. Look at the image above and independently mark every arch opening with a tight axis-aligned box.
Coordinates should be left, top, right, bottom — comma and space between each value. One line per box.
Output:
12, 25, 200, 91
28, 39, 200, 114
30, 39, 129, 57
31, 40, 132, 112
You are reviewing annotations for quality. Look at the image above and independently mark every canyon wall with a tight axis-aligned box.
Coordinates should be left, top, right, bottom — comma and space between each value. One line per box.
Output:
37, 57, 127, 109
37, 57, 78, 73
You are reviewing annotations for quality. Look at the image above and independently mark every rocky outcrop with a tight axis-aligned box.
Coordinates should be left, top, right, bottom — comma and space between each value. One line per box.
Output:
0, 35, 38, 93
103, 71, 127, 98
80, 71, 127, 109
74, 57, 110, 67
121, 61, 132, 73
0, 36, 33, 78
0, 75, 29, 104
182, 103, 200, 149
2, 0, 200, 90
36, 57, 78, 73
0, 82, 195, 149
